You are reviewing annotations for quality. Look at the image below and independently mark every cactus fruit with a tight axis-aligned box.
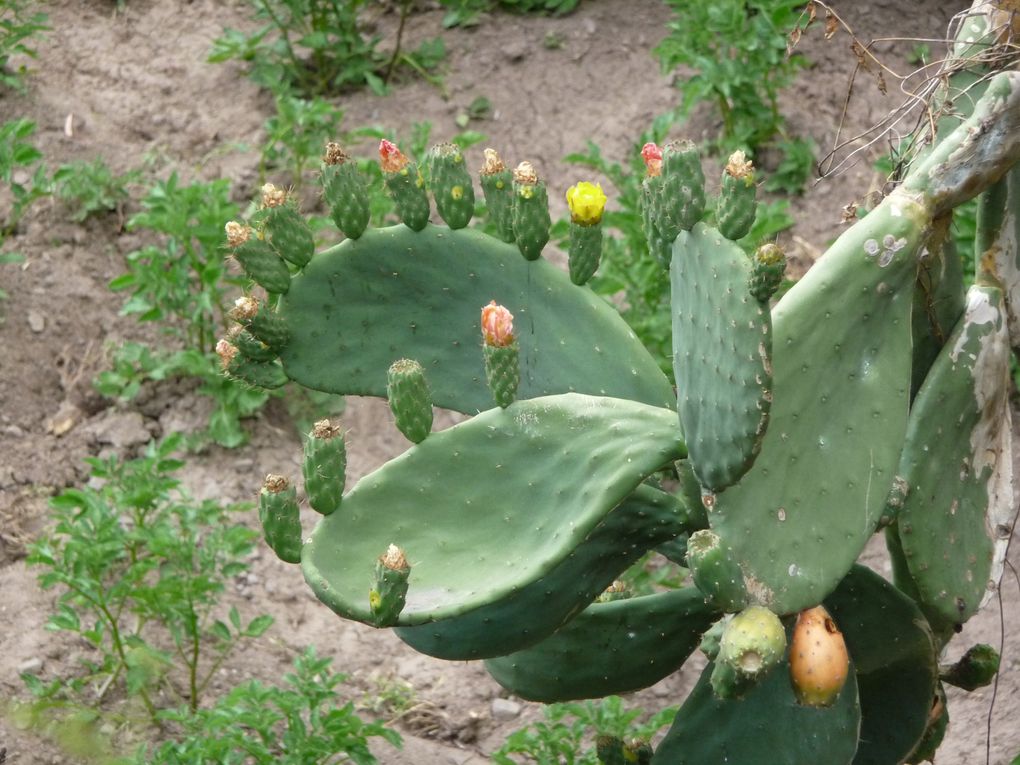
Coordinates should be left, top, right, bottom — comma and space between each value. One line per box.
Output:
369, 544, 410, 627
566, 181, 606, 285
748, 242, 787, 303
257, 474, 302, 564
657, 139, 706, 238
380, 139, 430, 231
511, 161, 551, 260
226, 325, 276, 363
480, 301, 520, 409
479, 148, 515, 242
789, 606, 850, 707
940, 644, 1000, 691
428, 142, 475, 229
224, 221, 291, 294
716, 150, 758, 241
322, 142, 370, 239
686, 529, 749, 612
302, 419, 346, 516
258, 183, 314, 268
386, 358, 433, 443
717, 606, 786, 677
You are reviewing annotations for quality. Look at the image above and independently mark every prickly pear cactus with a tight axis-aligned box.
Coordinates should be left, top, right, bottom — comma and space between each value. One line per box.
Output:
211, 20, 1020, 760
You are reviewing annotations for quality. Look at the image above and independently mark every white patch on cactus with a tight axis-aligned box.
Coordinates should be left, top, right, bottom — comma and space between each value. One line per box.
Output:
864, 239, 880, 257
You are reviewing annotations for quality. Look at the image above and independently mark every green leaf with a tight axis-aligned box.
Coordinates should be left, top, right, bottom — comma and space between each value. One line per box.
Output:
244, 614, 274, 637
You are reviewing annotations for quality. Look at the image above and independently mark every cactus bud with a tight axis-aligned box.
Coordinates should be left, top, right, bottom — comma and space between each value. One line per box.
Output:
226, 325, 276, 362
369, 543, 411, 626
659, 139, 706, 235
379, 139, 409, 173
749, 242, 788, 303
261, 182, 287, 209
511, 161, 550, 261
215, 338, 238, 370
481, 301, 519, 409
566, 181, 606, 285
789, 605, 850, 707
641, 142, 663, 177
225, 221, 251, 247
380, 139, 430, 231
258, 474, 303, 564
302, 419, 347, 516
262, 201, 314, 268
480, 148, 515, 242
387, 359, 434, 444
217, 337, 287, 389
596, 580, 630, 603
231, 295, 259, 321
321, 142, 370, 240
716, 150, 758, 241
699, 617, 729, 662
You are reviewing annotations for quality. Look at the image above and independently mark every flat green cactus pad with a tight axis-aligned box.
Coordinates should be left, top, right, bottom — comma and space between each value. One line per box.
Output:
482, 587, 717, 702
277, 224, 674, 413
651, 637, 860, 764
896, 285, 1014, 627
707, 191, 927, 615
671, 222, 773, 491
301, 394, 686, 659
826, 565, 938, 765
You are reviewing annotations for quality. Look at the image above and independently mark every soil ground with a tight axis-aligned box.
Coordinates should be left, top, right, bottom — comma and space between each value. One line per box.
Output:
1, 1, 1019, 763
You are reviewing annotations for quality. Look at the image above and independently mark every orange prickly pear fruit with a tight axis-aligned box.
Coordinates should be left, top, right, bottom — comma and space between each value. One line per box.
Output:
789, 605, 850, 707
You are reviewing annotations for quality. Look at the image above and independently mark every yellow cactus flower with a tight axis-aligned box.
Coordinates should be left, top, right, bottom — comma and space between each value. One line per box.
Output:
566, 181, 607, 226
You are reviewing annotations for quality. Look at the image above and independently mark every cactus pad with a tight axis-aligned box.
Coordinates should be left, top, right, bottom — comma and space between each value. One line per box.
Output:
671, 222, 774, 491
483, 587, 716, 702
275, 225, 675, 413
705, 191, 927, 615
300, 394, 686, 658
895, 285, 1014, 627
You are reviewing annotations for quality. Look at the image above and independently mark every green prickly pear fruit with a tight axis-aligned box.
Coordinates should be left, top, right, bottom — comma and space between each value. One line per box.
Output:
789, 605, 849, 707
302, 419, 346, 516
511, 161, 551, 261
258, 474, 303, 564
386, 358, 433, 444
229, 295, 290, 352
321, 141, 370, 239
226, 325, 276, 363
380, 139, 430, 231
940, 644, 1000, 691
699, 616, 730, 662
428, 142, 475, 230
639, 143, 672, 266
566, 181, 607, 285
686, 529, 748, 613
717, 605, 786, 678
716, 150, 758, 241
224, 221, 291, 294
658, 138, 706, 238
749, 242, 788, 303
595, 580, 630, 603
259, 183, 314, 268
479, 148, 515, 242
481, 301, 520, 408
369, 543, 410, 627
216, 339, 288, 389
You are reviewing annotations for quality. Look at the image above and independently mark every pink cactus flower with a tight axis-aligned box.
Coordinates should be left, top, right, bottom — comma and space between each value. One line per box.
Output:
481, 301, 515, 347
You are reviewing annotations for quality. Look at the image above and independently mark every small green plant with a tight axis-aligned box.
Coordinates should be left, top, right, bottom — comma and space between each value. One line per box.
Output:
0, 250, 24, 309
52, 158, 138, 223
137, 648, 401, 764
101, 174, 270, 447
0, 0, 49, 92
654, 0, 806, 155
438, 0, 580, 27
209, 0, 444, 97
262, 93, 346, 189
0, 117, 52, 240
24, 436, 271, 724
762, 136, 816, 195
493, 696, 677, 765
